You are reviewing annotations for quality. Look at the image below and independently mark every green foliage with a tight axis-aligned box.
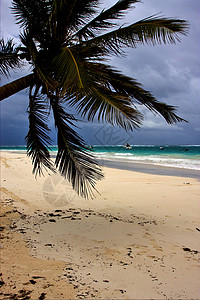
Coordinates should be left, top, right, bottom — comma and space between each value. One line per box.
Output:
26, 86, 55, 176
0, 38, 22, 77
51, 97, 103, 198
0, 0, 189, 197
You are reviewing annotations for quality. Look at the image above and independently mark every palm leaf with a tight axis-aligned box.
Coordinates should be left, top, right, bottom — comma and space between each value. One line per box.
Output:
19, 30, 37, 60
49, 46, 84, 93
11, 0, 50, 38
50, 0, 99, 42
83, 62, 186, 123
19, 30, 58, 91
69, 85, 143, 130
51, 49, 143, 129
52, 50, 143, 129
26, 86, 55, 176
75, 0, 140, 40
0, 38, 22, 77
50, 96, 103, 198
85, 16, 189, 54
72, 43, 108, 61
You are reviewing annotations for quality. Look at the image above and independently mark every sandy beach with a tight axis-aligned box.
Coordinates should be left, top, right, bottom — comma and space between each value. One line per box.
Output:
0, 151, 200, 299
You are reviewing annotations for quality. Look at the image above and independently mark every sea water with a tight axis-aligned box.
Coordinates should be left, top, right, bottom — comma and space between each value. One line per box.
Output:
92, 145, 200, 171
1, 145, 200, 171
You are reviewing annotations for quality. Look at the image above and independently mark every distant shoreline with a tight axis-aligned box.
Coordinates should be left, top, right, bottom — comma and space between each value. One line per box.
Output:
1, 150, 199, 179
1, 145, 200, 172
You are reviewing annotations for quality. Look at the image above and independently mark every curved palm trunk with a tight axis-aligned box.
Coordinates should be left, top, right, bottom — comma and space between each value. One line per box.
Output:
0, 73, 34, 101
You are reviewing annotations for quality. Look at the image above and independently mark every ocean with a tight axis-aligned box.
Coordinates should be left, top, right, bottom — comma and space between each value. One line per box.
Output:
1, 145, 200, 171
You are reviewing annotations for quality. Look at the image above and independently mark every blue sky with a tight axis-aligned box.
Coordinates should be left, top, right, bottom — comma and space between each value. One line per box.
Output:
0, 0, 200, 146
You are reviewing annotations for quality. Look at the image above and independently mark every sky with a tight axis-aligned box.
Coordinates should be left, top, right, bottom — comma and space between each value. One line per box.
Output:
0, 0, 200, 146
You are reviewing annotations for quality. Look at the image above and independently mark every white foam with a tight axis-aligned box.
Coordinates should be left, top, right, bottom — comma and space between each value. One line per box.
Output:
94, 153, 200, 170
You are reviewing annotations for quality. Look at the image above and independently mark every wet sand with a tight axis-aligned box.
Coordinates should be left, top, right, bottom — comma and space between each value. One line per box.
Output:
0, 151, 200, 299
97, 157, 200, 179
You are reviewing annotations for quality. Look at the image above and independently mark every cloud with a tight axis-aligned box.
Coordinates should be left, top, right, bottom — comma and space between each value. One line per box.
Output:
1, 0, 19, 39
1, 91, 28, 123
142, 120, 183, 131
0, 0, 200, 145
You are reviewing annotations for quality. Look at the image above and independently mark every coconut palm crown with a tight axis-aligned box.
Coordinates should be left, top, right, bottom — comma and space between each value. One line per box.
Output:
0, 0, 189, 197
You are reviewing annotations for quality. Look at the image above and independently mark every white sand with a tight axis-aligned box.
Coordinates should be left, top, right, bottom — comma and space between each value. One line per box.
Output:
0, 151, 200, 299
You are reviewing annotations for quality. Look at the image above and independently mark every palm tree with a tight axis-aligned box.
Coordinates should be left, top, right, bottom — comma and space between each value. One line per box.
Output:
0, 0, 188, 198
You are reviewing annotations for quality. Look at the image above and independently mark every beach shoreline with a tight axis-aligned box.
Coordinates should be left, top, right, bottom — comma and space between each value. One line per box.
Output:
1, 149, 200, 179
97, 157, 200, 179
0, 151, 200, 299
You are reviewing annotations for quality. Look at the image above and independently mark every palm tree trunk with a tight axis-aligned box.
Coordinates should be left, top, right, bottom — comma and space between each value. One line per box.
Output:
0, 73, 34, 101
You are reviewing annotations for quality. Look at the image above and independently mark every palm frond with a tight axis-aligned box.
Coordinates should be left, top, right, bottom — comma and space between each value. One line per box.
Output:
50, 0, 99, 42
75, 0, 140, 40
0, 38, 22, 77
11, 0, 50, 35
19, 30, 57, 91
71, 43, 108, 61
53, 51, 143, 129
50, 96, 103, 198
50, 49, 142, 129
68, 84, 143, 130
49, 46, 84, 93
83, 63, 186, 123
85, 16, 189, 54
26, 86, 55, 176
19, 30, 37, 59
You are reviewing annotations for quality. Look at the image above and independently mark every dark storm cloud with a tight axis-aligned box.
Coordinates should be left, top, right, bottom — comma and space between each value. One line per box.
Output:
109, 0, 200, 137
0, 0, 200, 145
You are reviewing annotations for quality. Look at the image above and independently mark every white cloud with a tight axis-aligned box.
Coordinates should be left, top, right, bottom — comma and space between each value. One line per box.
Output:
142, 119, 183, 131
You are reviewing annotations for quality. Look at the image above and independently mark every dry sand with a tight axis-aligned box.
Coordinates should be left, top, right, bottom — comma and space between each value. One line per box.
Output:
0, 151, 200, 299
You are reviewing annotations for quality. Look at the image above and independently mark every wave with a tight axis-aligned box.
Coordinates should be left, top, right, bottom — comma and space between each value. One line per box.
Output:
1, 145, 200, 171
94, 152, 200, 170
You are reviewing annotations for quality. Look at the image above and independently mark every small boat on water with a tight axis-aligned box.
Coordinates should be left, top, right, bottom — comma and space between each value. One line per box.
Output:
124, 142, 132, 150
160, 146, 164, 150
87, 145, 93, 149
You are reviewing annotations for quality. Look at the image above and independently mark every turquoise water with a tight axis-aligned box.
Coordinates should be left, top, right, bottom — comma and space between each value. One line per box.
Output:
91, 145, 200, 170
1, 145, 200, 170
